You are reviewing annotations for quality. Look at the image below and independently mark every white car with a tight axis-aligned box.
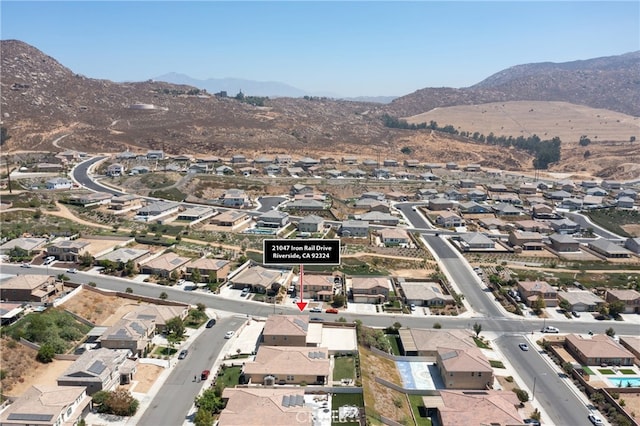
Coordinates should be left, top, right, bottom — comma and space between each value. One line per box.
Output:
588, 413, 604, 425
518, 343, 529, 351
21, 263, 32, 268
224, 331, 235, 339
67, 268, 77, 274
541, 326, 560, 333
310, 307, 322, 313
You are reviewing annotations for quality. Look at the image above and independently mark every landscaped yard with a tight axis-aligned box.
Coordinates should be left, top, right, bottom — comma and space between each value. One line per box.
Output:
217, 366, 242, 389
152, 346, 177, 357
331, 393, 364, 426
333, 355, 356, 381
599, 368, 616, 375
490, 360, 505, 369
473, 337, 491, 349
619, 369, 636, 375
386, 334, 402, 356
409, 394, 432, 426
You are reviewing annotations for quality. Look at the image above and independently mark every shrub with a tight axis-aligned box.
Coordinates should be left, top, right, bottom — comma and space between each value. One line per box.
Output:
433, 322, 442, 329
36, 343, 55, 363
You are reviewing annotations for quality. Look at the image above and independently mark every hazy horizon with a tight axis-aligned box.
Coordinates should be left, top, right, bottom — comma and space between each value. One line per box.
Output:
1, 1, 639, 97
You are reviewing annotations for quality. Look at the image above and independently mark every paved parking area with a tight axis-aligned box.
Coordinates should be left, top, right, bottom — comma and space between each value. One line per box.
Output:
344, 303, 377, 314
225, 317, 264, 356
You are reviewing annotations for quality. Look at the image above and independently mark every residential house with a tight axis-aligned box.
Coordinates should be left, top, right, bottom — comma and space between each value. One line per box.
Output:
129, 166, 150, 175
106, 163, 125, 176
146, 150, 164, 160
116, 150, 138, 160
124, 304, 189, 333
351, 276, 389, 303
263, 164, 281, 175
286, 167, 306, 177
136, 201, 180, 220
494, 193, 523, 205
464, 164, 481, 172
361, 159, 379, 167
99, 317, 155, 356
432, 390, 523, 426
602, 180, 622, 190
96, 248, 150, 265
361, 191, 385, 201
583, 195, 604, 207
297, 215, 325, 233
139, 252, 190, 278
360, 211, 399, 226
262, 315, 314, 346
340, 220, 369, 237
210, 210, 248, 227
557, 290, 605, 312
298, 275, 335, 302
605, 289, 640, 314
586, 187, 607, 197
386, 191, 410, 201
177, 206, 215, 222
459, 179, 476, 189
242, 346, 330, 385
560, 198, 584, 210
230, 154, 248, 164
256, 210, 289, 228
531, 203, 558, 219
216, 165, 235, 175
466, 189, 488, 202
547, 190, 572, 200
378, 228, 410, 247
518, 183, 538, 195
221, 188, 249, 207
274, 154, 292, 164
0, 275, 62, 303
508, 231, 544, 251
487, 184, 508, 193
295, 157, 320, 170
110, 194, 142, 210
445, 162, 458, 170
0, 385, 91, 426
67, 192, 112, 207
548, 233, 580, 252
324, 169, 342, 179
515, 220, 552, 234
428, 198, 454, 211
435, 211, 463, 228
185, 258, 230, 282
47, 240, 91, 262
478, 217, 508, 231
550, 218, 580, 234
458, 201, 491, 214
404, 159, 420, 168
286, 199, 326, 211
444, 189, 463, 201
625, 237, 640, 254
617, 197, 636, 209
399, 280, 454, 307
398, 329, 475, 357
291, 184, 314, 195
458, 232, 494, 250
565, 334, 636, 366
218, 388, 313, 426
0, 237, 47, 255
57, 348, 135, 395
492, 203, 523, 216
383, 159, 398, 167
37, 163, 64, 172
436, 346, 493, 389
517, 280, 558, 307
341, 156, 358, 165
618, 189, 637, 200
420, 172, 440, 181
229, 264, 284, 293
45, 177, 73, 190
557, 179, 576, 192
588, 239, 632, 258
417, 188, 438, 200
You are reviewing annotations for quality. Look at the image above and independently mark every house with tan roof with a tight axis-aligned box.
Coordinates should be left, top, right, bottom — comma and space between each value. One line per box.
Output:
185, 257, 231, 282
123, 304, 188, 333
350, 276, 390, 303
0, 274, 62, 303
435, 211, 463, 228
210, 210, 249, 227
378, 228, 410, 247
557, 290, 605, 312
619, 336, 640, 362
261, 315, 324, 347
99, 317, 155, 357
139, 252, 190, 278
0, 237, 47, 255
0, 385, 91, 426
437, 346, 493, 389
298, 274, 335, 301
508, 230, 544, 251
605, 289, 640, 314
517, 280, 558, 307
229, 264, 286, 293
219, 388, 312, 426
242, 346, 331, 385
425, 390, 523, 426
565, 334, 636, 366
588, 239, 632, 258
57, 348, 135, 395
399, 281, 454, 308
47, 240, 91, 262
398, 329, 475, 357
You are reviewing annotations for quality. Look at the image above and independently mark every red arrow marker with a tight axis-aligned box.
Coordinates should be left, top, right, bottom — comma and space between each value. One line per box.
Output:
296, 264, 307, 312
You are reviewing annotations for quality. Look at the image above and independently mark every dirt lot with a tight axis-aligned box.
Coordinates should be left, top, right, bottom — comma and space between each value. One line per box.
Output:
622, 224, 640, 238
60, 287, 148, 326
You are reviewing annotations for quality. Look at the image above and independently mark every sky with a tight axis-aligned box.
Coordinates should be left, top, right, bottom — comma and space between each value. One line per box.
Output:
1, 1, 639, 97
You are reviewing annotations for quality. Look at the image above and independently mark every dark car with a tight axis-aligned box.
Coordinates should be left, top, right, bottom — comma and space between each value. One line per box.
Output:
178, 349, 188, 360
205, 318, 216, 328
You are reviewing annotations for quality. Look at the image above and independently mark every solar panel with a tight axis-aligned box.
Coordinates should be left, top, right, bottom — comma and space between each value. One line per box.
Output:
293, 318, 308, 331
282, 395, 290, 407
130, 322, 146, 335
294, 395, 304, 406
440, 351, 457, 360
88, 360, 107, 375
8, 413, 54, 421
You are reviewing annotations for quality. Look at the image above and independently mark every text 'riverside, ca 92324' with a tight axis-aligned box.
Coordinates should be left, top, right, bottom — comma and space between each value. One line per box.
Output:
263, 239, 341, 265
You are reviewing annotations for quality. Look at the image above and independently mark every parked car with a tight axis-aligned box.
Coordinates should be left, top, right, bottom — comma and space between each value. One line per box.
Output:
326, 308, 339, 314
541, 326, 559, 333
201, 370, 210, 380
518, 343, 529, 351
224, 331, 235, 339
178, 349, 188, 360
571, 311, 581, 318
410, 304, 416, 311
588, 413, 604, 425
310, 306, 322, 313
177, 279, 186, 285
67, 268, 77, 274
241, 287, 250, 296
310, 317, 323, 322
205, 318, 216, 328
43, 256, 55, 265
21, 263, 32, 268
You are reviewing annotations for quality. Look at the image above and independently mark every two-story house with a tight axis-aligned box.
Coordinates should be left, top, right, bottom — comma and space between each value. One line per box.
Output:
351, 276, 389, 303
517, 280, 558, 307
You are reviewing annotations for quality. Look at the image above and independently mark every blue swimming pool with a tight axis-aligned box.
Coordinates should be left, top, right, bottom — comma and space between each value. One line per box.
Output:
607, 377, 640, 388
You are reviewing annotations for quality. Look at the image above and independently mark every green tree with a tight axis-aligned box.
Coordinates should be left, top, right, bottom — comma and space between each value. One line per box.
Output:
514, 388, 529, 404
195, 389, 225, 414
433, 322, 442, 329
332, 294, 346, 308
79, 252, 93, 267
165, 316, 185, 339
473, 322, 482, 337
558, 299, 572, 312
608, 300, 626, 318
194, 407, 214, 426
532, 296, 546, 315
196, 303, 206, 312
159, 291, 168, 300
605, 327, 616, 337
191, 268, 202, 283
105, 389, 139, 416
37, 343, 56, 363
170, 270, 180, 282
125, 287, 133, 294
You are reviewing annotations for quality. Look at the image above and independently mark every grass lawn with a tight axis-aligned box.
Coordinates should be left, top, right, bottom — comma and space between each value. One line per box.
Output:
386, 334, 402, 356
619, 369, 636, 375
409, 394, 433, 426
490, 360, 505, 369
583, 366, 595, 375
599, 369, 615, 375
217, 366, 242, 389
473, 337, 491, 349
331, 393, 364, 426
334, 356, 356, 381
153, 346, 178, 357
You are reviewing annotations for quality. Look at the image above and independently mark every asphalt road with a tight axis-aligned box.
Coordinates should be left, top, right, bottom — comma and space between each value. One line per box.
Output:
496, 335, 594, 426
256, 196, 288, 212
422, 235, 505, 318
137, 316, 245, 426
564, 211, 624, 240
395, 202, 434, 229
71, 156, 125, 196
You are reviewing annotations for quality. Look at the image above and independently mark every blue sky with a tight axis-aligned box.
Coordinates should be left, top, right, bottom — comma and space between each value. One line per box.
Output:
2, 1, 639, 97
